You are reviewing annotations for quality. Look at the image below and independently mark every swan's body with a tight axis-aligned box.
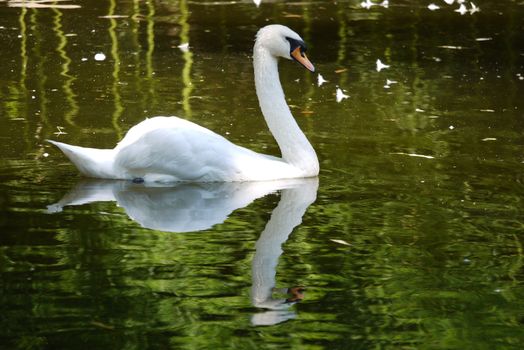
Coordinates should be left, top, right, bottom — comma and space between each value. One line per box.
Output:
49, 25, 318, 182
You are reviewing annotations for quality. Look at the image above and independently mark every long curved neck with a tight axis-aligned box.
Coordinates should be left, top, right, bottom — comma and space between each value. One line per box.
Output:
253, 44, 319, 176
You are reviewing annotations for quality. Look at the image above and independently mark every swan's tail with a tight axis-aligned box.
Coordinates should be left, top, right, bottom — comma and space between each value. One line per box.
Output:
47, 140, 117, 179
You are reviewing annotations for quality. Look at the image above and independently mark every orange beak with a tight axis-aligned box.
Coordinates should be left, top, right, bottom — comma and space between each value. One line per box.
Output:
291, 47, 315, 72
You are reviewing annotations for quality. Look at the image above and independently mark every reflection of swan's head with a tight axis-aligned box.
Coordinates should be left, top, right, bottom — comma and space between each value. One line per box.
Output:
255, 24, 315, 72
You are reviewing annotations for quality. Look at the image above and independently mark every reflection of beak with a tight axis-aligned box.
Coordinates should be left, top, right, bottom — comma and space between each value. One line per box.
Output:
291, 47, 315, 72
285, 286, 306, 303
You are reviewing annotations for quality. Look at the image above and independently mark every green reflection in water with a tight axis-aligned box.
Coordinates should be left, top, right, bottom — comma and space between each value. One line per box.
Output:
179, 0, 193, 118
18, 6, 28, 105
31, 9, 49, 140
108, 0, 124, 139
130, 0, 142, 112
52, 7, 78, 126
144, 0, 157, 110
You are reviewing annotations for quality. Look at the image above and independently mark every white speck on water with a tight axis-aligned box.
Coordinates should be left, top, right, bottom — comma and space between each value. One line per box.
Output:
94, 53, 106, 61
31, 95, 36, 99
376, 59, 390, 72
43, 152, 49, 158
449, 125, 455, 130
81, 57, 88, 61
463, 258, 471, 264
428, 4, 440, 10
360, 0, 374, 9
253, 0, 261, 6
391, 152, 435, 159
475, 37, 492, 41
415, 108, 425, 112
470, 2, 480, 14
482, 137, 497, 141
330, 239, 351, 246
439, 45, 465, 50
317, 74, 328, 87
384, 79, 398, 88
178, 42, 190, 52
336, 88, 349, 102
480, 109, 495, 112
494, 288, 502, 293
455, 4, 467, 15
444, 0, 454, 4
53, 126, 67, 136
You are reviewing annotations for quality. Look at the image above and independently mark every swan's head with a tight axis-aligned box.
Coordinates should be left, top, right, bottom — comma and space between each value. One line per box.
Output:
255, 24, 315, 72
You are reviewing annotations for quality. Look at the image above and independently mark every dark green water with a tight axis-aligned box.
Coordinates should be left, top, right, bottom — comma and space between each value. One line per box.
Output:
1, 0, 524, 349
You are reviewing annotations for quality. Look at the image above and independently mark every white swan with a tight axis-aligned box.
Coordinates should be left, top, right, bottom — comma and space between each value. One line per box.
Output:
49, 25, 318, 183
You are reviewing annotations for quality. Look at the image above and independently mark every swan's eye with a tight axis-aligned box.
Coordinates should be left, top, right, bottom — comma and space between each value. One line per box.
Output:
286, 37, 307, 57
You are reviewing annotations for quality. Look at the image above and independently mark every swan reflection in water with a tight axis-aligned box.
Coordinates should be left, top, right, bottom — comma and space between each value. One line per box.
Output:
48, 177, 318, 326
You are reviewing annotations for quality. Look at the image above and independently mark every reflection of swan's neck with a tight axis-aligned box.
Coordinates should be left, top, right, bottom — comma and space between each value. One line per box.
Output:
251, 179, 318, 312
253, 45, 319, 176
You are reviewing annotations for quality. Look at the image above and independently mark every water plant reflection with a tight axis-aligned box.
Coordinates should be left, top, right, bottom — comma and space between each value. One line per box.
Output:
48, 177, 318, 325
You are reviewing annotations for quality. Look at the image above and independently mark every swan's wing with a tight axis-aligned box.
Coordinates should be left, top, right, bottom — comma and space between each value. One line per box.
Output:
114, 122, 256, 181
115, 116, 216, 151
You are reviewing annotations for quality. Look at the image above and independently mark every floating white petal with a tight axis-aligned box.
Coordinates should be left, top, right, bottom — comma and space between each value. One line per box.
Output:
392, 152, 435, 159
455, 4, 467, 15
178, 43, 190, 52
376, 59, 390, 72
360, 0, 374, 9
336, 88, 350, 102
94, 53, 106, 61
470, 2, 480, 14
428, 4, 440, 10
53, 126, 67, 136
317, 74, 328, 87
331, 239, 351, 246
384, 79, 398, 88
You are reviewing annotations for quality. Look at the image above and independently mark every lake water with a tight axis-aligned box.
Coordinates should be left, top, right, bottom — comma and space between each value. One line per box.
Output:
1, 0, 524, 349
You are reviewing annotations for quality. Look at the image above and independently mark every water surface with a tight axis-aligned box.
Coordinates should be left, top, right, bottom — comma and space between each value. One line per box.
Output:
1, 0, 524, 349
